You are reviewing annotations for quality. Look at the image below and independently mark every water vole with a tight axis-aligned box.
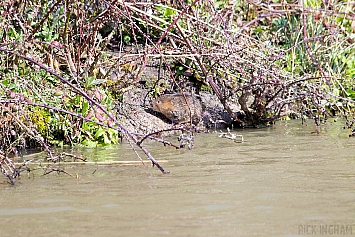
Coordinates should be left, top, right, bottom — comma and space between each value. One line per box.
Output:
151, 94, 202, 125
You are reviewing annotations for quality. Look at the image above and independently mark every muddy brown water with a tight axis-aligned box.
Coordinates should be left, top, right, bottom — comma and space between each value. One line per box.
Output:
1, 120, 355, 237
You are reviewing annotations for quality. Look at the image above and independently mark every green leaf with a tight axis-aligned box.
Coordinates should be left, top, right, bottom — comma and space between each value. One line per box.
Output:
90, 79, 106, 86
346, 89, 355, 99
164, 8, 176, 17
94, 128, 106, 139
1, 80, 9, 86
346, 89, 355, 95
82, 139, 97, 147
73, 95, 82, 105
87, 76, 95, 87
103, 134, 110, 144
82, 101, 89, 116
123, 35, 130, 43
332, 87, 339, 97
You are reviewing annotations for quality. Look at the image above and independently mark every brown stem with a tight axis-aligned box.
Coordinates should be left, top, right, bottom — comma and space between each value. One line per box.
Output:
301, 2, 329, 86
27, 0, 62, 41
0, 102, 54, 159
0, 46, 168, 174
175, 24, 242, 124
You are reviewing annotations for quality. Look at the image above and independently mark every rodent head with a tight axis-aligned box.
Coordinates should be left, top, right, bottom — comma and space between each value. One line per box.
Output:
152, 95, 174, 114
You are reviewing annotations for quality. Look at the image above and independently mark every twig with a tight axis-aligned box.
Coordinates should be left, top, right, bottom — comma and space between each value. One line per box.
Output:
0, 47, 168, 174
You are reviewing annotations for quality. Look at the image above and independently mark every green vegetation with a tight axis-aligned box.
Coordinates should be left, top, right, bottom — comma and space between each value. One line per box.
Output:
0, 0, 355, 179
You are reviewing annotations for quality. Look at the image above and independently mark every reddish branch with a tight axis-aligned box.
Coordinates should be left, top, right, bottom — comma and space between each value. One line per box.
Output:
0, 46, 168, 174
301, 1, 329, 86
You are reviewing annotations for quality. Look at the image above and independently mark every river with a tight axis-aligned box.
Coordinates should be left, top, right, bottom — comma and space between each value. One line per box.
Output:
1, 120, 355, 236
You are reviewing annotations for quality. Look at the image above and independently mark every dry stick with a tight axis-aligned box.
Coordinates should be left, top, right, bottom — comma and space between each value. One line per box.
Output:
13, 14, 27, 34
114, 0, 250, 80
301, 11, 333, 125
0, 151, 19, 185
0, 159, 16, 185
162, 61, 194, 127
149, 0, 200, 54
250, 1, 354, 19
27, 0, 62, 41
117, 0, 200, 126
42, 168, 76, 178
0, 47, 168, 174
28, 101, 182, 150
301, 3, 329, 86
124, 136, 148, 167
136, 0, 241, 123
136, 128, 186, 148
121, 2, 222, 46
268, 33, 334, 62
123, 4, 229, 59
234, 12, 278, 36
4, 99, 181, 151
52, 152, 86, 162
104, 1, 169, 83
175, 24, 242, 124
15, 160, 169, 166
0, 102, 54, 159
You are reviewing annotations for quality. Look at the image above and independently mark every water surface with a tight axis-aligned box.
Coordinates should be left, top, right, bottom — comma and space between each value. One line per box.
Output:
1, 120, 355, 236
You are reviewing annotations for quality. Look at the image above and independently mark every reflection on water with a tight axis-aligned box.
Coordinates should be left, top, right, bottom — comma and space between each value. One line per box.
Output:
1, 120, 355, 237
0, 206, 75, 215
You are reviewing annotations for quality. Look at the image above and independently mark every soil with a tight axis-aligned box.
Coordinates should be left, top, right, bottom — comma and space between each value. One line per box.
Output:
115, 86, 244, 135
108, 48, 247, 135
